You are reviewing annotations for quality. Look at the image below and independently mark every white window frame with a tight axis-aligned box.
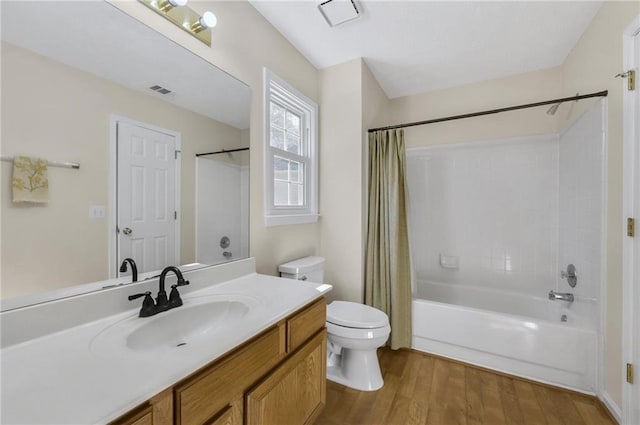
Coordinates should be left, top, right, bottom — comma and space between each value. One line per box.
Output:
263, 68, 319, 226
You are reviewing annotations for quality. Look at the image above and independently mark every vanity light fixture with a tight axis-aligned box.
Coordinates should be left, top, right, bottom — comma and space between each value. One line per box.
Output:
139, 0, 215, 46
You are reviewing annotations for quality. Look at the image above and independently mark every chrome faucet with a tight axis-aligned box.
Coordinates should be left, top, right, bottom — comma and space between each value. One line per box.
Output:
548, 290, 574, 302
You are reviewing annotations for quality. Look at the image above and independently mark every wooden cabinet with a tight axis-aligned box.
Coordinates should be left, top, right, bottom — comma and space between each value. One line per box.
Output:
175, 325, 285, 425
286, 299, 326, 353
246, 330, 326, 425
113, 406, 153, 425
110, 389, 172, 425
206, 397, 243, 425
110, 297, 326, 425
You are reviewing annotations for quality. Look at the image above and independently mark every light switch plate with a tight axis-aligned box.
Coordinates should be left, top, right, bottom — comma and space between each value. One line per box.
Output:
89, 205, 106, 219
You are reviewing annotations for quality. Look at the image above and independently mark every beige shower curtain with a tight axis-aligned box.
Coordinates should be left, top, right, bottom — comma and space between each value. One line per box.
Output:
365, 129, 412, 350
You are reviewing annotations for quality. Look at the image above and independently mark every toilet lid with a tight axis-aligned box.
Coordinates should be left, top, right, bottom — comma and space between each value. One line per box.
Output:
326, 301, 389, 329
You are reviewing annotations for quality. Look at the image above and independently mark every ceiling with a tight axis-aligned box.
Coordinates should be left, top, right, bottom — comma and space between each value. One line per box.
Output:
249, 0, 603, 99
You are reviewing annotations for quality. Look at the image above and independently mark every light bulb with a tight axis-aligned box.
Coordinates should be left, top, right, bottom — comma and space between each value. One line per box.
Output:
159, 0, 187, 12
199, 11, 217, 29
191, 11, 217, 33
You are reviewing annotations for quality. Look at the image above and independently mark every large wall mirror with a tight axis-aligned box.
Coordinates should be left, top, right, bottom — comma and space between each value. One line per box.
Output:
0, 1, 251, 309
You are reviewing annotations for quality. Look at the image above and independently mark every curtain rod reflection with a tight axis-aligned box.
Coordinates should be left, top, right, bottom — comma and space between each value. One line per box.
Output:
195, 147, 249, 157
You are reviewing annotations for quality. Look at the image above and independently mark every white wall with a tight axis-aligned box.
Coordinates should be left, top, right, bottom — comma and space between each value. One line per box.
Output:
318, 59, 390, 303
319, 59, 363, 302
389, 67, 563, 148
557, 101, 605, 309
406, 135, 559, 296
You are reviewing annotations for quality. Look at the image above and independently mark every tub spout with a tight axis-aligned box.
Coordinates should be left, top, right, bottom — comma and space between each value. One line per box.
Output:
548, 290, 574, 302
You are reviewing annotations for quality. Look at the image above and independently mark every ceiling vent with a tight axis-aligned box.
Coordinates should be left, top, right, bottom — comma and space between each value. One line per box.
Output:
149, 84, 173, 95
317, 0, 360, 27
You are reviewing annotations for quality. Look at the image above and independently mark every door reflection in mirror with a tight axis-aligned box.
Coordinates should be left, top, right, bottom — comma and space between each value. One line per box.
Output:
115, 118, 180, 275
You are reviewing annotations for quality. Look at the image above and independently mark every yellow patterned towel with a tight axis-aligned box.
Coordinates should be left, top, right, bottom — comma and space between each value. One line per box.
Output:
12, 156, 49, 203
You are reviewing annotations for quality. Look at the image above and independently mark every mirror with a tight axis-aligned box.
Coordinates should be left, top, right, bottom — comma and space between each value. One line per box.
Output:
0, 1, 251, 309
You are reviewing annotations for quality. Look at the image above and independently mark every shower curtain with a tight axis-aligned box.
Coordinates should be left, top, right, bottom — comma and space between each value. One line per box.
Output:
364, 129, 412, 349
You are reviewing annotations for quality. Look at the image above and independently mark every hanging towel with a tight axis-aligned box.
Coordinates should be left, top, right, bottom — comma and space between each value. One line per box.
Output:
12, 156, 49, 203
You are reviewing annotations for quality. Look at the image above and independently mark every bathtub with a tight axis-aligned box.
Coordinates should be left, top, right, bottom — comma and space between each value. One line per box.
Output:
412, 280, 597, 393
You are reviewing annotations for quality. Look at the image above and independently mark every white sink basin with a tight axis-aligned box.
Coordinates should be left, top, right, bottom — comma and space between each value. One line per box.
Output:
90, 294, 260, 356
127, 300, 249, 351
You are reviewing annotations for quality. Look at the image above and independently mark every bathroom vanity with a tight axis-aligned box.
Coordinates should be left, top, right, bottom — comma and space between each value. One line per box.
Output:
0, 259, 331, 424
112, 299, 327, 425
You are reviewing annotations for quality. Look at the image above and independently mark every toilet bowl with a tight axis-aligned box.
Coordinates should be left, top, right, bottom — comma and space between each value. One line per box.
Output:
278, 256, 391, 392
326, 301, 390, 391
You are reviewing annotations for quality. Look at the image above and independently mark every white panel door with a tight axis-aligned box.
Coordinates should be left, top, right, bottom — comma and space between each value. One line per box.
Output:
632, 28, 640, 425
623, 18, 640, 425
117, 121, 177, 274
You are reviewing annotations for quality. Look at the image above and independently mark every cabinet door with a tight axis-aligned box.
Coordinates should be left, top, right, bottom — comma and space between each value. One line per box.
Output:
118, 407, 153, 425
109, 389, 172, 425
175, 325, 285, 425
246, 330, 326, 425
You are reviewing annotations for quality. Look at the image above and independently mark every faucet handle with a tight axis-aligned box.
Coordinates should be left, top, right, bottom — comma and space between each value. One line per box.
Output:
128, 291, 156, 317
128, 291, 152, 301
168, 280, 189, 307
168, 284, 186, 308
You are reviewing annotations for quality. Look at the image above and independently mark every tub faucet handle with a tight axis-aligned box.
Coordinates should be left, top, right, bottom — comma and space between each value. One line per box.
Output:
560, 264, 577, 288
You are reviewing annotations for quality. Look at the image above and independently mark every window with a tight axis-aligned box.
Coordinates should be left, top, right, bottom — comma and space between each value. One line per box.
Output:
264, 69, 318, 226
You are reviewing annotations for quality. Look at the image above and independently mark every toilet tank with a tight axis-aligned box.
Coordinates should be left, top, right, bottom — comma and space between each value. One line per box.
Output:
278, 256, 325, 283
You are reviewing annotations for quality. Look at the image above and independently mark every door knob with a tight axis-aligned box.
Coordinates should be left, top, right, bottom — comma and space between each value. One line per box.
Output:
122, 227, 133, 235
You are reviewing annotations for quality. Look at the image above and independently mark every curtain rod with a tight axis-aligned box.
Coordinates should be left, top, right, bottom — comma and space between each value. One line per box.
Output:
368, 90, 608, 133
195, 147, 249, 157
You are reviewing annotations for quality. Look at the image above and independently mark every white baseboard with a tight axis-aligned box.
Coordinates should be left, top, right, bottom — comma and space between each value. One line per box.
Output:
600, 391, 622, 424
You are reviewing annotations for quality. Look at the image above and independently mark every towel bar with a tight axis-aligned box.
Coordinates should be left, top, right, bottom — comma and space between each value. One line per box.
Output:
0, 155, 80, 169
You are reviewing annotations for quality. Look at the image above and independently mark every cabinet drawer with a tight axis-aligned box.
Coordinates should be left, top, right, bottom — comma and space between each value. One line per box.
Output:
175, 325, 285, 425
287, 298, 326, 352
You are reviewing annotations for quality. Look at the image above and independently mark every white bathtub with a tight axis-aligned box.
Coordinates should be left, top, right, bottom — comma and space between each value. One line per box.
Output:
412, 280, 597, 393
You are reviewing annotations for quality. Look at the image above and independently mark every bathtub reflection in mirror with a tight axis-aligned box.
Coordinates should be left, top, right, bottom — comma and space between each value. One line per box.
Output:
195, 149, 250, 265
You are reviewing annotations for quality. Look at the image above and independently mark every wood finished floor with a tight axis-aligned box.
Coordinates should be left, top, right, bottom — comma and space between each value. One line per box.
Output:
315, 348, 615, 425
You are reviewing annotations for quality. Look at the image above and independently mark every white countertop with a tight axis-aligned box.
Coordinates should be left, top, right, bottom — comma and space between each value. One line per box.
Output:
1, 273, 331, 424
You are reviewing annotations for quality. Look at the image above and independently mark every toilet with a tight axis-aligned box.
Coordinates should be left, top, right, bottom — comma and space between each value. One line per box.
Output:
279, 256, 391, 391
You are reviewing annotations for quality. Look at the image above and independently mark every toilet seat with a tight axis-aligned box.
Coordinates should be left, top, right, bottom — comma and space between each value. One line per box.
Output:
326, 321, 391, 339
327, 301, 389, 329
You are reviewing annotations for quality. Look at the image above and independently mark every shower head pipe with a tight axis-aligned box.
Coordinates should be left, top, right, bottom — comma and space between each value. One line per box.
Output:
546, 103, 561, 115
